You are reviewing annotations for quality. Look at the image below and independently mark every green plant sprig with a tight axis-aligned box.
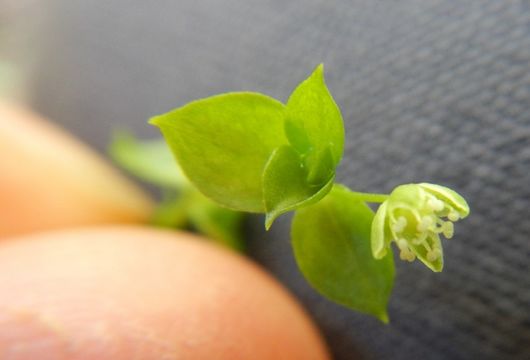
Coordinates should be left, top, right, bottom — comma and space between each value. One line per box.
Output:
109, 132, 245, 251
149, 64, 470, 322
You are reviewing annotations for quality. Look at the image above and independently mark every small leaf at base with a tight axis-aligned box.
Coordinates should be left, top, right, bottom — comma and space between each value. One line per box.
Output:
291, 184, 395, 322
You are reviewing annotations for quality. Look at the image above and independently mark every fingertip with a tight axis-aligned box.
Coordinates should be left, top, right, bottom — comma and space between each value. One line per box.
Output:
0, 227, 330, 360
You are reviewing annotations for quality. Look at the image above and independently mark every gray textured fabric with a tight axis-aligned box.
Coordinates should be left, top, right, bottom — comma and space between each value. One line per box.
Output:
3, 1, 529, 359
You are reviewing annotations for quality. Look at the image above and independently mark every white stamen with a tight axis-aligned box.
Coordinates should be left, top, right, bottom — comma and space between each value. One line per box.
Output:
406, 251, 416, 262
427, 198, 444, 212
397, 239, 408, 251
423, 234, 436, 252
413, 232, 427, 245
442, 222, 454, 239
399, 249, 415, 262
427, 249, 441, 262
448, 211, 459, 222
417, 216, 433, 232
391, 223, 403, 233
433, 225, 444, 234
392, 216, 407, 233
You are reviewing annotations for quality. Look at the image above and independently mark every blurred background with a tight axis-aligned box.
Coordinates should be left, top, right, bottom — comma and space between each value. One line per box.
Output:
2, 0, 529, 359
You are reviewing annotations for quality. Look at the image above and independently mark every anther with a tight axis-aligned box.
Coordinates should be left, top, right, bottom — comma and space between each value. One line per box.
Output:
427, 251, 437, 261
400, 249, 415, 262
399, 250, 408, 261
427, 249, 441, 262
448, 211, 459, 222
397, 239, 408, 251
427, 198, 444, 212
406, 252, 416, 262
413, 232, 427, 246
417, 216, 433, 232
442, 222, 454, 239
392, 216, 407, 233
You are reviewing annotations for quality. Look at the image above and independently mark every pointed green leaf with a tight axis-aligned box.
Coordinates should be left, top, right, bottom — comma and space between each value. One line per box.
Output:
291, 184, 395, 322
109, 132, 187, 188
150, 190, 191, 228
305, 144, 335, 186
110, 132, 246, 251
261, 64, 344, 227
262, 145, 334, 229
188, 191, 245, 251
150, 93, 287, 212
285, 64, 344, 170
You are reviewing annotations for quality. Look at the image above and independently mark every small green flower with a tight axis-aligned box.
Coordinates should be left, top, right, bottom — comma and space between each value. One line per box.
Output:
371, 183, 470, 272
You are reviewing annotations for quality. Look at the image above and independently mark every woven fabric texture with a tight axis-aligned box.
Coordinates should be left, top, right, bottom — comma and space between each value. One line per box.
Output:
6, 1, 530, 359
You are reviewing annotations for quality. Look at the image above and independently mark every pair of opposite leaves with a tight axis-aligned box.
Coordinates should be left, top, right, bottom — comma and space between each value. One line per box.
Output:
151, 64, 343, 229
151, 65, 394, 322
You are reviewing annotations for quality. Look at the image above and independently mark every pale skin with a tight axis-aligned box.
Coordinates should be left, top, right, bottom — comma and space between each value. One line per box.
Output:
0, 227, 330, 360
0, 102, 330, 360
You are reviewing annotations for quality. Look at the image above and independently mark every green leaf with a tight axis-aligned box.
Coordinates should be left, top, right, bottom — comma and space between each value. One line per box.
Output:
150, 93, 287, 213
150, 190, 191, 228
291, 184, 395, 322
109, 131, 246, 251
109, 132, 187, 189
262, 145, 334, 229
261, 65, 343, 227
304, 144, 335, 186
285, 64, 344, 172
188, 191, 245, 251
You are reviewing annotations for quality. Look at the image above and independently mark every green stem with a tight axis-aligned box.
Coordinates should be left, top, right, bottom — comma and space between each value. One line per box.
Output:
347, 190, 389, 203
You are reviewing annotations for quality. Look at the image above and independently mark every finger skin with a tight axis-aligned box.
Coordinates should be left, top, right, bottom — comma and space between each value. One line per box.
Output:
0, 101, 154, 238
0, 226, 330, 360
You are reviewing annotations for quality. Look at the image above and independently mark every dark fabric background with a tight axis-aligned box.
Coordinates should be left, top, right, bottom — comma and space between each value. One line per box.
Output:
5, 1, 530, 359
